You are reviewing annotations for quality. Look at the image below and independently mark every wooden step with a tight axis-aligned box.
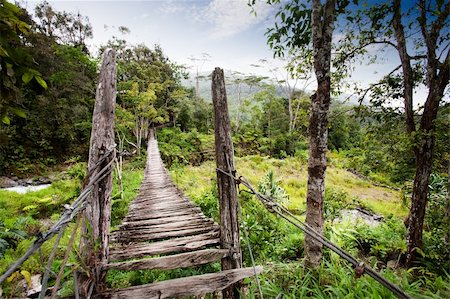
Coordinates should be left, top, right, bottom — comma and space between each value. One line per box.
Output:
101, 266, 263, 298
105, 249, 229, 271
109, 232, 220, 261
124, 209, 204, 221
111, 226, 219, 243
119, 214, 209, 229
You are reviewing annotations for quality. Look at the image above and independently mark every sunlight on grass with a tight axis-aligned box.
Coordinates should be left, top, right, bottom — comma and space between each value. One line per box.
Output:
170, 156, 407, 219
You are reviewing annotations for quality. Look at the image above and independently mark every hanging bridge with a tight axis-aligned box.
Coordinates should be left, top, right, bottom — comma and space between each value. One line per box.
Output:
102, 130, 260, 298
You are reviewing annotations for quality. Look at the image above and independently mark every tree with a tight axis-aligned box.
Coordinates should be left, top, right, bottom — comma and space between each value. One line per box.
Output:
258, 0, 353, 267
302, 0, 337, 268
253, 54, 314, 134
187, 53, 210, 97
0, 1, 96, 175
0, 0, 47, 125
34, 1, 93, 50
342, 0, 449, 265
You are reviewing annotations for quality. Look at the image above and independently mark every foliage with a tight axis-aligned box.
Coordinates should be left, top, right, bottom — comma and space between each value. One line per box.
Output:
157, 127, 214, 167
0, 217, 29, 258
354, 218, 406, 263
0, 0, 47, 125
0, 1, 97, 176
402, 173, 450, 273
258, 170, 289, 205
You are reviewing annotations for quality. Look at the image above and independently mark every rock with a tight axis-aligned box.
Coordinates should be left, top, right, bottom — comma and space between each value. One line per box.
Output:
17, 179, 28, 186
336, 208, 383, 227
0, 176, 18, 188
25, 178, 33, 185
26, 274, 42, 297
36, 177, 51, 185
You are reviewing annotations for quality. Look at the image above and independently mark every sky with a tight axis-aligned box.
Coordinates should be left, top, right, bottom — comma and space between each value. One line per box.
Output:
21, 0, 440, 106
24, 0, 279, 77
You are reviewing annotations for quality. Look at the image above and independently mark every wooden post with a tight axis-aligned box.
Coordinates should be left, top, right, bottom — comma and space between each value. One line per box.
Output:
80, 48, 116, 296
212, 67, 242, 299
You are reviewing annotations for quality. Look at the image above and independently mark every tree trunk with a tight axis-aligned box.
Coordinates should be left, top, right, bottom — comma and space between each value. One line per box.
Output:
405, 136, 434, 264
405, 76, 448, 265
446, 160, 450, 254
391, 0, 449, 266
304, 0, 336, 268
288, 95, 293, 133
212, 67, 242, 299
80, 49, 116, 296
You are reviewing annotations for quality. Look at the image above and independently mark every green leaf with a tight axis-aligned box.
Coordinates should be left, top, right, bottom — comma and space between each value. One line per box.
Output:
20, 270, 32, 287
10, 107, 26, 118
35, 76, 48, 89
1, 115, 10, 125
22, 72, 33, 84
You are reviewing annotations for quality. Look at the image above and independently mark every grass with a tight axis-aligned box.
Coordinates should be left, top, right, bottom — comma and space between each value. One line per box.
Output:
0, 159, 144, 297
169, 154, 450, 298
170, 155, 407, 219
1, 151, 444, 298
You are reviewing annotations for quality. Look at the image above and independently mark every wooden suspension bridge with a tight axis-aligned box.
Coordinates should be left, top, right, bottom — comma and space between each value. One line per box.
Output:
80, 49, 259, 298
101, 130, 261, 298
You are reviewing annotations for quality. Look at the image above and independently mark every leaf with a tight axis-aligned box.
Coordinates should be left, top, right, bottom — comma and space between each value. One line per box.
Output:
22, 72, 33, 84
6, 271, 19, 283
20, 270, 32, 287
35, 76, 48, 89
10, 107, 26, 118
1, 115, 10, 125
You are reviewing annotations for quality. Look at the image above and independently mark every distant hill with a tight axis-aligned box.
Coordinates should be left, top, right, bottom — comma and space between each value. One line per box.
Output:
181, 70, 358, 107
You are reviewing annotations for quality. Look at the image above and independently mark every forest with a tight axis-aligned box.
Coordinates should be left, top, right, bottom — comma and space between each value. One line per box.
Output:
0, 0, 449, 298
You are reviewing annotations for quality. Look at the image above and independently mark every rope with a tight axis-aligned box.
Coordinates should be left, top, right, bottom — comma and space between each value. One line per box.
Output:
216, 168, 412, 299
0, 150, 115, 285
221, 152, 264, 298
51, 215, 82, 299
237, 189, 264, 299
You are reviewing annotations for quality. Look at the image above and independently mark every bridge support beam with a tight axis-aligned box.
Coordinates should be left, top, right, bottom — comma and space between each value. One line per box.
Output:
212, 67, 242, 299
80, 48, 117, 296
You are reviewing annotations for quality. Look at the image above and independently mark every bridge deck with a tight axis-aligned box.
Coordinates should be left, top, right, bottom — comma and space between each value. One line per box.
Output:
104, 132, 261, 298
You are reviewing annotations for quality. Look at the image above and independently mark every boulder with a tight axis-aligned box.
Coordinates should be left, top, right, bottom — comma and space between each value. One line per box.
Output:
0, 176, 18, 188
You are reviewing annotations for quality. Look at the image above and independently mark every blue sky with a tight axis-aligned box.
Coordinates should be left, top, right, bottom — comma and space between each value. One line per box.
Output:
22, 0, 442, 106
24, 0, 279, 77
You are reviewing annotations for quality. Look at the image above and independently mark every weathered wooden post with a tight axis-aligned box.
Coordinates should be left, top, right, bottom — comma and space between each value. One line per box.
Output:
80, 48, 116, 296
212, 67, 242, 299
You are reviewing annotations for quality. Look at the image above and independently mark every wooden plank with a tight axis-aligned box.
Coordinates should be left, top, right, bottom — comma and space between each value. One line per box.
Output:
120, 214, 209, 229
111, 226, 219, 243
126, 205, 201, 217
121, 214, 208, 228
109, 232, 220, 261
129, 201, 194, 211
101, 267, 263, 299
105, 249, 229, 271
112, 222, 215, 238
118, 217, 213, 231
124, 209, 204, 222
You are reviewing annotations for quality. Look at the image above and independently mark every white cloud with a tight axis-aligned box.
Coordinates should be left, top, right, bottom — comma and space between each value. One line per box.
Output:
198, 0, 275, 38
